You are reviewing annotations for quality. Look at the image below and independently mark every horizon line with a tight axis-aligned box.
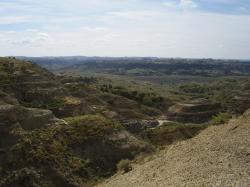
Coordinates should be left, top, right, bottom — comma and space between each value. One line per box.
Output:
7, 55, 250, 61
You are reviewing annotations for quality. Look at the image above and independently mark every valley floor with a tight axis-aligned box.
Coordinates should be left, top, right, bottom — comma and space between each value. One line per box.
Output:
96, 110, 250, 187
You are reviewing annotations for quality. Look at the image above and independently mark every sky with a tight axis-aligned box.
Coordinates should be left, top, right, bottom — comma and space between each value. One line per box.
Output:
0, 0, 250, 59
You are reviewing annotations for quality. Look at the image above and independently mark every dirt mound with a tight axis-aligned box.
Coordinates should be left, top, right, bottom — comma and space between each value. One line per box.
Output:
96, 109, 250, 187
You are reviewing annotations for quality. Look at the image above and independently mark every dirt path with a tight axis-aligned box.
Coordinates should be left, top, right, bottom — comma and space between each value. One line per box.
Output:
156, 119, 172, 126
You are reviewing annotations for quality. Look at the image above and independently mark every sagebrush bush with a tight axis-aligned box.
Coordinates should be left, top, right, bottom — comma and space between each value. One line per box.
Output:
117, 159, 132, 173
211, 112, 231, 125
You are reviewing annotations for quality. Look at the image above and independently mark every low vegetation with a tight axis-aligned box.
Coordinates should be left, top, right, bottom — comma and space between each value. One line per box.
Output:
210, 112, 231, 125
20, 56, 250, 77
146, 122, 207, 145
117, 159, 132, 173
100, 84, 171, 109
1, 115, 145, 186
178, 78, 250, 114
1, 57, 250, 187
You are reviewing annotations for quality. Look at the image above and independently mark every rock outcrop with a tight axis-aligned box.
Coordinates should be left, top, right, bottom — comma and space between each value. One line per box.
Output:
0, 103, 67, 156
0, 104, 65, 130
120, 119, 159, 134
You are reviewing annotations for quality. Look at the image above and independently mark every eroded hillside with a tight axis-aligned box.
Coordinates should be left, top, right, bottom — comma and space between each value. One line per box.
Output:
0, 58, 157, 186
0, 57, 249, 186
96, 110, 250, 187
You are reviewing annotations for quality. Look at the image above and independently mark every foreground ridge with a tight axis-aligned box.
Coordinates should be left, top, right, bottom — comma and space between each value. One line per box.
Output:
97, 110, 250, 187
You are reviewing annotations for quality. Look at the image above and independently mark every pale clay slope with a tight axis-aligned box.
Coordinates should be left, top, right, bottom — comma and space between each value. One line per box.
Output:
97, 110, 250, 187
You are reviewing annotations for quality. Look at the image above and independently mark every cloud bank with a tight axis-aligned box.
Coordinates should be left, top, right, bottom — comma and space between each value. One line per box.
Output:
0, 0, 250, 59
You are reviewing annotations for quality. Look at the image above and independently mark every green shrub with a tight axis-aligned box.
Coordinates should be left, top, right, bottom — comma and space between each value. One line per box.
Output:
117, 159, 132, 173
0, 168, 50, 187
211, 112, 231, 125
179, 83, 209, 94
21, 98, 65, 110
46, 99, 65, 109
64, 114, 122, 142
100, 83, 166, 109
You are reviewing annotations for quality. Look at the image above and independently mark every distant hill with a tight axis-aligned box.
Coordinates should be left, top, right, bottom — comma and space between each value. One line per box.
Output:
16, 56, 250, 76
16, 56, 158, 71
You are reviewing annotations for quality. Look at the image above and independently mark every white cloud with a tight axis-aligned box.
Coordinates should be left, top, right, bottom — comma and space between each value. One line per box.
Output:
105, 10, 163, 21
200, 0, 237, 4
0, 0, 249, 58
162, 1, 178, 9
1, 10, 249, 59
1, 31, 50, 47
0, 16, 31, 24
180, 0, 198, 9
35, 32, 50, 41
0, 2, 26, 11
162, 0, 198, 10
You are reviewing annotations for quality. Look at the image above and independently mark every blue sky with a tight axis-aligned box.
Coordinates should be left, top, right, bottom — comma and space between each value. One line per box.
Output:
0, 0, 250, 59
